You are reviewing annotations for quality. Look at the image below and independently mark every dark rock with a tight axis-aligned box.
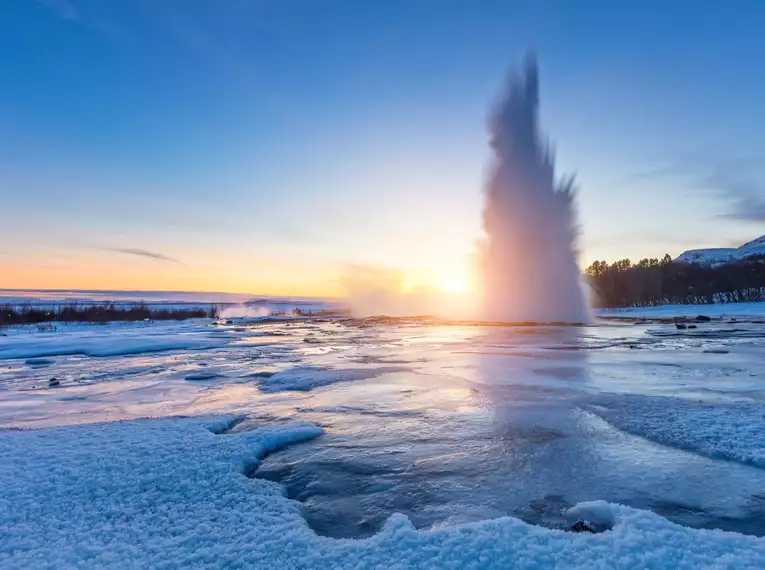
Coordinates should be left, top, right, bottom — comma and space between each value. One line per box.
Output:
675, 323, 687, 330
687, 324, 697, 329
25, 357, 55, 366
570, 520, 595, 533
695, 315, 712, 322
185, 372, 221, 381
246, 371, 275, 378
48, 378, 60, 387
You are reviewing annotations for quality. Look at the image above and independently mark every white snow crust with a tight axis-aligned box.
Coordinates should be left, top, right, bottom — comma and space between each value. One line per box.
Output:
2, 415, 765, 569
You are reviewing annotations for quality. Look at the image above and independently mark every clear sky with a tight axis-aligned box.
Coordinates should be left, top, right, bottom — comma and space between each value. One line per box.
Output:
3, 0, 765, 297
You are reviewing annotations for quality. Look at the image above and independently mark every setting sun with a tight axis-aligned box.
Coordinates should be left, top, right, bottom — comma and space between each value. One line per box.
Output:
437, 273, 471, 293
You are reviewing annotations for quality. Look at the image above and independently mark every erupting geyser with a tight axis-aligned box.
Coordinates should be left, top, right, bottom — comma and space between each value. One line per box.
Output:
481, 54, 588, 323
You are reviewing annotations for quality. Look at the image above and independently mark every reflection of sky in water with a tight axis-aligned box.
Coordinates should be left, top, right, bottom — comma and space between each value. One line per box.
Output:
2, 318, 765, 536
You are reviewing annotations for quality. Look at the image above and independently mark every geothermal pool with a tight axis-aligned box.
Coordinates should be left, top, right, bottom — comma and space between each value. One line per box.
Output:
3, 314, 765, 550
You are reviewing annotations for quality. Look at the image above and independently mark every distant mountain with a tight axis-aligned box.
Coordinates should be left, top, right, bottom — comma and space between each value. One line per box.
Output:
675, 235, 765, 265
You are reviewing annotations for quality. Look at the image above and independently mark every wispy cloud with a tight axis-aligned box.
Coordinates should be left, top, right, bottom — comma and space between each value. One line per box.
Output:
623, 156, 765, 223
699, 172, 765, 223
107, 248, 182, 264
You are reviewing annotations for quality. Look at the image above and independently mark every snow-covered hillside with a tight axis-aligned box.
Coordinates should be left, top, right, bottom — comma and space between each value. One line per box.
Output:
675, 235, 765, 265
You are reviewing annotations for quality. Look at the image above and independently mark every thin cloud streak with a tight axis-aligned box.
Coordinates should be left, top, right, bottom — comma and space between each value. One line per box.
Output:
107, 248, 182, 264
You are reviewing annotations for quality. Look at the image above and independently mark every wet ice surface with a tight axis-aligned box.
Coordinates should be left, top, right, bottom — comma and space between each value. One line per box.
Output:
2, 316, 765, 538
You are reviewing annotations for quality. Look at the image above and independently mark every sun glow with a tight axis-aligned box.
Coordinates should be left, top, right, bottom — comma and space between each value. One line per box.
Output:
344, 257, 480, 318
437, 273, 471, 293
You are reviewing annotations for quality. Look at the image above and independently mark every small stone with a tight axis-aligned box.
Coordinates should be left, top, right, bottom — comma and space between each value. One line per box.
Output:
48, 378, 60, 387
695, 315, 712, 322
687, 324, 697, 329
675, 323, 687, 330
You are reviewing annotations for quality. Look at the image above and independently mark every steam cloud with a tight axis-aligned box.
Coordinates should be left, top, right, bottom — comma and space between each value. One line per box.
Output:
344, 266, 477, 319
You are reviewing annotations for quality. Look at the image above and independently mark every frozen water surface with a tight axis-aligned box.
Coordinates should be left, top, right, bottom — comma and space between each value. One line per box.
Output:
2, 314, 765, 566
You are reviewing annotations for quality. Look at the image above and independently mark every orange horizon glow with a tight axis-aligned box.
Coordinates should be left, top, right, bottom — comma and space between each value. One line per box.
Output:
2, 258, 343, 298
1, 248, 480, 299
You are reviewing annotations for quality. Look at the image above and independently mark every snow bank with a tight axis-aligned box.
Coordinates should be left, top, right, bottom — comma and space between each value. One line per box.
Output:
258, 365, 405, 392
1, 415, 764, 569
591, 395, 765, 468
597, 302, 765, 319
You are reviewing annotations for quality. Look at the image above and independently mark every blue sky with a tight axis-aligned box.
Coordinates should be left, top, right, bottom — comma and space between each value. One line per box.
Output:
2, 0, 764, 295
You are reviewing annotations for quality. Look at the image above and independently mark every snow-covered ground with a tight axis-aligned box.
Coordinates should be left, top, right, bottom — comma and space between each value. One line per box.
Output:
3, 416, 764, 569
597, 301, 765, 319
2, 315, 765, 567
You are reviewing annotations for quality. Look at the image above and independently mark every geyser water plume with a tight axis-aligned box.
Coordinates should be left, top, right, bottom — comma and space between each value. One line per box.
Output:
481, 54, 588, 323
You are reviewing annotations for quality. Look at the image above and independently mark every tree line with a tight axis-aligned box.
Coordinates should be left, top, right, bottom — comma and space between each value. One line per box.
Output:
0, 302, 220, 326
586, 254, 765, 308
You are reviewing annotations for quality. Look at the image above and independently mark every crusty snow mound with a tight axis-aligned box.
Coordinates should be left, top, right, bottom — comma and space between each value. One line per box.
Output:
591, 395, 765, 468
1, 416, 765, 569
